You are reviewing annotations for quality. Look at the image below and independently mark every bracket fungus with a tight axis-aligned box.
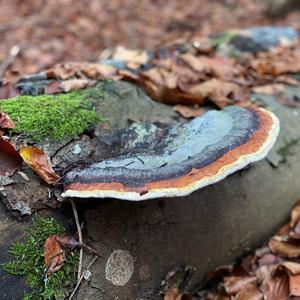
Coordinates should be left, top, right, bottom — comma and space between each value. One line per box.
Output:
62, 105, 279, 201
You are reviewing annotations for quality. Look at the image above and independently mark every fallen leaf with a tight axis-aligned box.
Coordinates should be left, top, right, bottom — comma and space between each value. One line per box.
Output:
0, 137, 23, 176
278, 261, 300, 275
290, 274, 300, 296
187, 78, 246, 108
223, 275, 257, 295
163, 288, 182, 300
173, 104, 204, 118
234, 282, 263, 300
262, 275, 289, 300
0, 112, 15, 130
108, 46, 150, 70
251, 84, 285, 95
269, 239, 300, 258
61, 79, 96, 92
3, 70, 21, 85
0, 83, 21, 100
19, 146, 60, 185
46, 62, 116, 81
44, 81, 63, 94
44, 235, 64, 274
56, 235, 81, 251
251, 45, 300, 77
290, 199, 300, 228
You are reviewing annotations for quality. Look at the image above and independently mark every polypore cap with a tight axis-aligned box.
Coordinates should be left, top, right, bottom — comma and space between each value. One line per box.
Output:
62, 105, 279, 201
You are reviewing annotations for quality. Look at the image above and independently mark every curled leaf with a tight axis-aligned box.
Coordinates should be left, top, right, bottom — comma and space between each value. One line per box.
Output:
0, 137, 23, 176
44, 235, 64, 274
56, 235, 81, 251
0, 112, 15, 130
19, 146, 60, 185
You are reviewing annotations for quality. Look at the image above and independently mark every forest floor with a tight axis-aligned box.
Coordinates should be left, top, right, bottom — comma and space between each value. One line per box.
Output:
1, 1, 300, 299
0, 0, 299, 75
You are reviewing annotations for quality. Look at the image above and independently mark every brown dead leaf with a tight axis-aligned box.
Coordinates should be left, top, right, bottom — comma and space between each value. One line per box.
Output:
61, 79, 96, 92
263, 275, 289, 300
0, 112, 15, 130
223, 275, 257, 295
290, 274, 300, 296
44, 235, 64, 274
19, 146, 59, 185
251, 84, 285, 95
109, 46, 150, 70
279, 262, 300, 275
269, 239, 300, 258
0, 83, 20, 100
0, 137, 23, 176
163, 288, 182, 300
234, 282, 263, 300
46, 62, 116, 81
44, 81, 63, 94
187, 78, 246, 109
290, 199, 300, 228
173, 105, 204, 118
251, 45, 300, 77
55, 235, 81, 251
3, 70, 21, 85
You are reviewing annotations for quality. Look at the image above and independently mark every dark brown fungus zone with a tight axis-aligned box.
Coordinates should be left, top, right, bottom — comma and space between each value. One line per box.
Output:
62, 105, 279, 201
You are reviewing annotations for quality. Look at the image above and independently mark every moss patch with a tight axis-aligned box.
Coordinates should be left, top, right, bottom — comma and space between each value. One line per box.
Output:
0, 91, 100, 142
3, 216, 78, 299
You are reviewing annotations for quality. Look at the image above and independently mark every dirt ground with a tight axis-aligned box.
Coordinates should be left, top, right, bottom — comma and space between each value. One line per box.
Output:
0, 0, 299, 75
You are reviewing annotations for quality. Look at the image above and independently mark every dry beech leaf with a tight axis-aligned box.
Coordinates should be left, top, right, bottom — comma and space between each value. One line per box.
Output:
223, 275, 257, 295
46, 62, 116, 81
110, 46, 149, 69
0, 82, 20, 100
279, 261, 300, 275
269, 239, 300, 258
290, 199, 300, 228
187, 78, 245, 108
44, 235, 64, 274
251, 84, 285, 95
289, 274, 300, 296
251, 46, 300, 76
0, 112, 15, 130
44, 81, 63, 94
234, 282, 263, 300
0, 137, 23, 176
163, 288, 182, 300
61, 79, 96, 92
19, 146, 60, 185
173, 105, 204, 118
55, 235, 81, 251
263, 275, 289, 300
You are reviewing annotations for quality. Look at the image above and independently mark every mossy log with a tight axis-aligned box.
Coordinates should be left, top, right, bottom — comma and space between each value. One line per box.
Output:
1, 81, 300, 299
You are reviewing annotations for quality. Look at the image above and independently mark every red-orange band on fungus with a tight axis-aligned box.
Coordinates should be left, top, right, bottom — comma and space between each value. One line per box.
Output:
65, 106, 273, 194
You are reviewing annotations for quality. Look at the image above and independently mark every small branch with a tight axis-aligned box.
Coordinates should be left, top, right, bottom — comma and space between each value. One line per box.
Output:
68, 256, 98, 300
81, 242, 102, 257
0, 45, 21, 77
71, 200, 83, 281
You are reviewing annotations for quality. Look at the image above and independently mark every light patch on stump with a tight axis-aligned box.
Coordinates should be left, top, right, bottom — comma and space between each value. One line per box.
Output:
105, 249, 134, 286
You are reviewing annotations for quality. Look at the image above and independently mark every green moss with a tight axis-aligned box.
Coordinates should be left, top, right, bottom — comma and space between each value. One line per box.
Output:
277, 137, 300, 161
0, 91, 100, 142
3, 216, 78, 299
211, 31, 236, 47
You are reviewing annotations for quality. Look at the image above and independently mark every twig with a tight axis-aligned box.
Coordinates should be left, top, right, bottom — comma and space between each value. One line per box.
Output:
81, 243, 102, 257
0, 45, 21, 78
71, 200, 83, 281
68, 256, 98, 300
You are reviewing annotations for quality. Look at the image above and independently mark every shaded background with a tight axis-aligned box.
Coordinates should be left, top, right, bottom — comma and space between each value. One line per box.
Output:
0, 0, 299, 75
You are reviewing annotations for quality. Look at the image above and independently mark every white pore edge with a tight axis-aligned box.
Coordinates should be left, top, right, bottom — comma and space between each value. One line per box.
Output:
62, 108, 280, 201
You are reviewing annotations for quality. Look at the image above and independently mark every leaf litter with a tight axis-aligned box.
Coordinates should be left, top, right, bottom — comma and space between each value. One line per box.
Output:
161, 199, 300, 299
